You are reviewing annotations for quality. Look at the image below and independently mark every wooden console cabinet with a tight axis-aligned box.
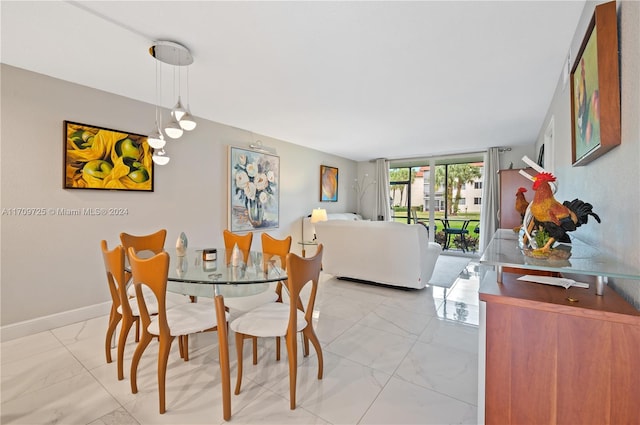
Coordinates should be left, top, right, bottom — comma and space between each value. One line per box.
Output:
480, 273, 640, 424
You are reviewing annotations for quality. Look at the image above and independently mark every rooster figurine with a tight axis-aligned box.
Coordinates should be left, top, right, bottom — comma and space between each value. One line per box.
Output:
525, 172, 601, 254
513, 187, 529, 232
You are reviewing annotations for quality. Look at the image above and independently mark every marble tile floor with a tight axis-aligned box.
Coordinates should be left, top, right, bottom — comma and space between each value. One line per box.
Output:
1, 260, 481, 425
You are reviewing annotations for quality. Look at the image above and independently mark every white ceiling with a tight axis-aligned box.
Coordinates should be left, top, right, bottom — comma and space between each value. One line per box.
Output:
1, 1, 586, 162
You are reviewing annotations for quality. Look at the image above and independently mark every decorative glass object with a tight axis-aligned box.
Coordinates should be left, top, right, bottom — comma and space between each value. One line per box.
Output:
176, 232, 188, 257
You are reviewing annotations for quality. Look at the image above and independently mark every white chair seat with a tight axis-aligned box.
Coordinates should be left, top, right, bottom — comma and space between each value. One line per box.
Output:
230, 303, 307, 337
224, 288, 279, 313
127, 283, 153, 299
117, 292, 189, 317
147, 301, 229, 337
117, 296, 157, 316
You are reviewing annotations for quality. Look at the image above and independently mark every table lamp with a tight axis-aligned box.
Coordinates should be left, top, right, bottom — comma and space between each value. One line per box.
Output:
310, 208, 328, 240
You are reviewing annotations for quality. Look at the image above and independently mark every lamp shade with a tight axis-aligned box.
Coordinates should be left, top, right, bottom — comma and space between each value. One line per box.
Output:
171, 97, 187, 122
152, 149, 170, 165
164, 116, 184, 139
179, 109, 197, 131
310, 208, 328, 223
147, 128, 166, 149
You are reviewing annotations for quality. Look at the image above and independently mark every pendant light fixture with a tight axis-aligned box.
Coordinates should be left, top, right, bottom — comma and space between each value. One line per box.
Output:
148, 40, 196, 164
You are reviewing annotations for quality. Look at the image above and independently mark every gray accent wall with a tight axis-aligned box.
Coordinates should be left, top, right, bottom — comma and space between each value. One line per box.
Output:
535, 1, 640, 308
0, 64, 357, 329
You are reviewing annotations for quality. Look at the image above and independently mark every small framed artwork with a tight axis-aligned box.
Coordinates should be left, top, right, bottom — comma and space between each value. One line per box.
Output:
320, 165, 338, 202
570, 1, 620, 167
537, 144, 545, 168
64, 121, 153, 191
229, 146, 280, 232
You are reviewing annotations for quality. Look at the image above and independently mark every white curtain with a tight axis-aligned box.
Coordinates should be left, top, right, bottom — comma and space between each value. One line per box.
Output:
480, 147, 500, 252
374, 158, 391, 221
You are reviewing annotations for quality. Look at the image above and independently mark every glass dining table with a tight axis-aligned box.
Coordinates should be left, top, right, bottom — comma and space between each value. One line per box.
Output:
164, 248, 287, 421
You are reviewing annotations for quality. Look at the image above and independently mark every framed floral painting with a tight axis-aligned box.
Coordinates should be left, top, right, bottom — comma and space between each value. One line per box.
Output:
320, 165, 338, 202
229, 146, 280, 231
64, 121, 153, 191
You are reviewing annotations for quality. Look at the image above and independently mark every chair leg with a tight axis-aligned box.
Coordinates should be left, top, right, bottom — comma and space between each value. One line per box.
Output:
105, 308, 121, 364
302, 333, 310, 357
157, 335, 175, 414
303, 327, 324, 380
234, 332, 245, 395
117, 316, 135, 380
183, 335, 189, 361
252, 336, 258, 365
276, 336, 281, 361
130, 331, 153, 394
285, 331, 298, 410
134, 317, 140, 342
178, 335, 184, 359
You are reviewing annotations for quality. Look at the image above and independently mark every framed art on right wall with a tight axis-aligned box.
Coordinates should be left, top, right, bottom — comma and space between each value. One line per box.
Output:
570, 0, 620, 167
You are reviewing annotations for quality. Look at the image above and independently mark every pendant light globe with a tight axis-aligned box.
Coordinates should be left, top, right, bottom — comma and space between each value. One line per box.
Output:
171, 96, 187, 122
148, 127, 166, 149
152, 148, 170, 165
179, 108, 197, 131
164, 116, 184, 139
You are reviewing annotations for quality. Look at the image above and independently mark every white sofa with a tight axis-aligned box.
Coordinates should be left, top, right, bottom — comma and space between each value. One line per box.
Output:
314, 220, 441, 289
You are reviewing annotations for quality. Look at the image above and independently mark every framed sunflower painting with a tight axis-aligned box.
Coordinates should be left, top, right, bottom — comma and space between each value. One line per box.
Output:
64, 121, 154, 191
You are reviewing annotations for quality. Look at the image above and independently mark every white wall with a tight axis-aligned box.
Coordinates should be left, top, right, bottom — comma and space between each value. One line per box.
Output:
0, 64, 357, 332
534, 0, 640, 308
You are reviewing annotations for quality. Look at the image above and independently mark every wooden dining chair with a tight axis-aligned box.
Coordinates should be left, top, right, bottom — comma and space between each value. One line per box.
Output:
230, 245, 324, 410
223, 229, 252, 264
261, 233, 311, 359
101, 240, 160, 380
226, 233, 293, 364
120, 229, 167, 257
120, 229, 167, 298
261, 233, 292, 301
128, 247, 229, 414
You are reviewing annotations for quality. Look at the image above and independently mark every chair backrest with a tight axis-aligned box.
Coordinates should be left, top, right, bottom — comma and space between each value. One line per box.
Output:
127, 247, 170, 337
223, 230, 252, 264
120, 229, 167, 259
285, 245, 323, 337
261, 233, 292, 271
101, 240, 131, 317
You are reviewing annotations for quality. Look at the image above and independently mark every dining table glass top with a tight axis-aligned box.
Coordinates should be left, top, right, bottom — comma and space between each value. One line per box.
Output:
165, 248, 287, 299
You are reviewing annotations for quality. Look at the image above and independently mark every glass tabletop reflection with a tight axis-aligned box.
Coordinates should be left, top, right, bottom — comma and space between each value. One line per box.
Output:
166, 248, 287, 298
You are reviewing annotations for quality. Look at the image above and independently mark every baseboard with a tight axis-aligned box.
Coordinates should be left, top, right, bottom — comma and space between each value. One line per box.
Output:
1, 302, 111, 342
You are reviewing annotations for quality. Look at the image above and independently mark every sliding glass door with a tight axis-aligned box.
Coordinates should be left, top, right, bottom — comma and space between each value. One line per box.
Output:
389, 158, 484, 254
